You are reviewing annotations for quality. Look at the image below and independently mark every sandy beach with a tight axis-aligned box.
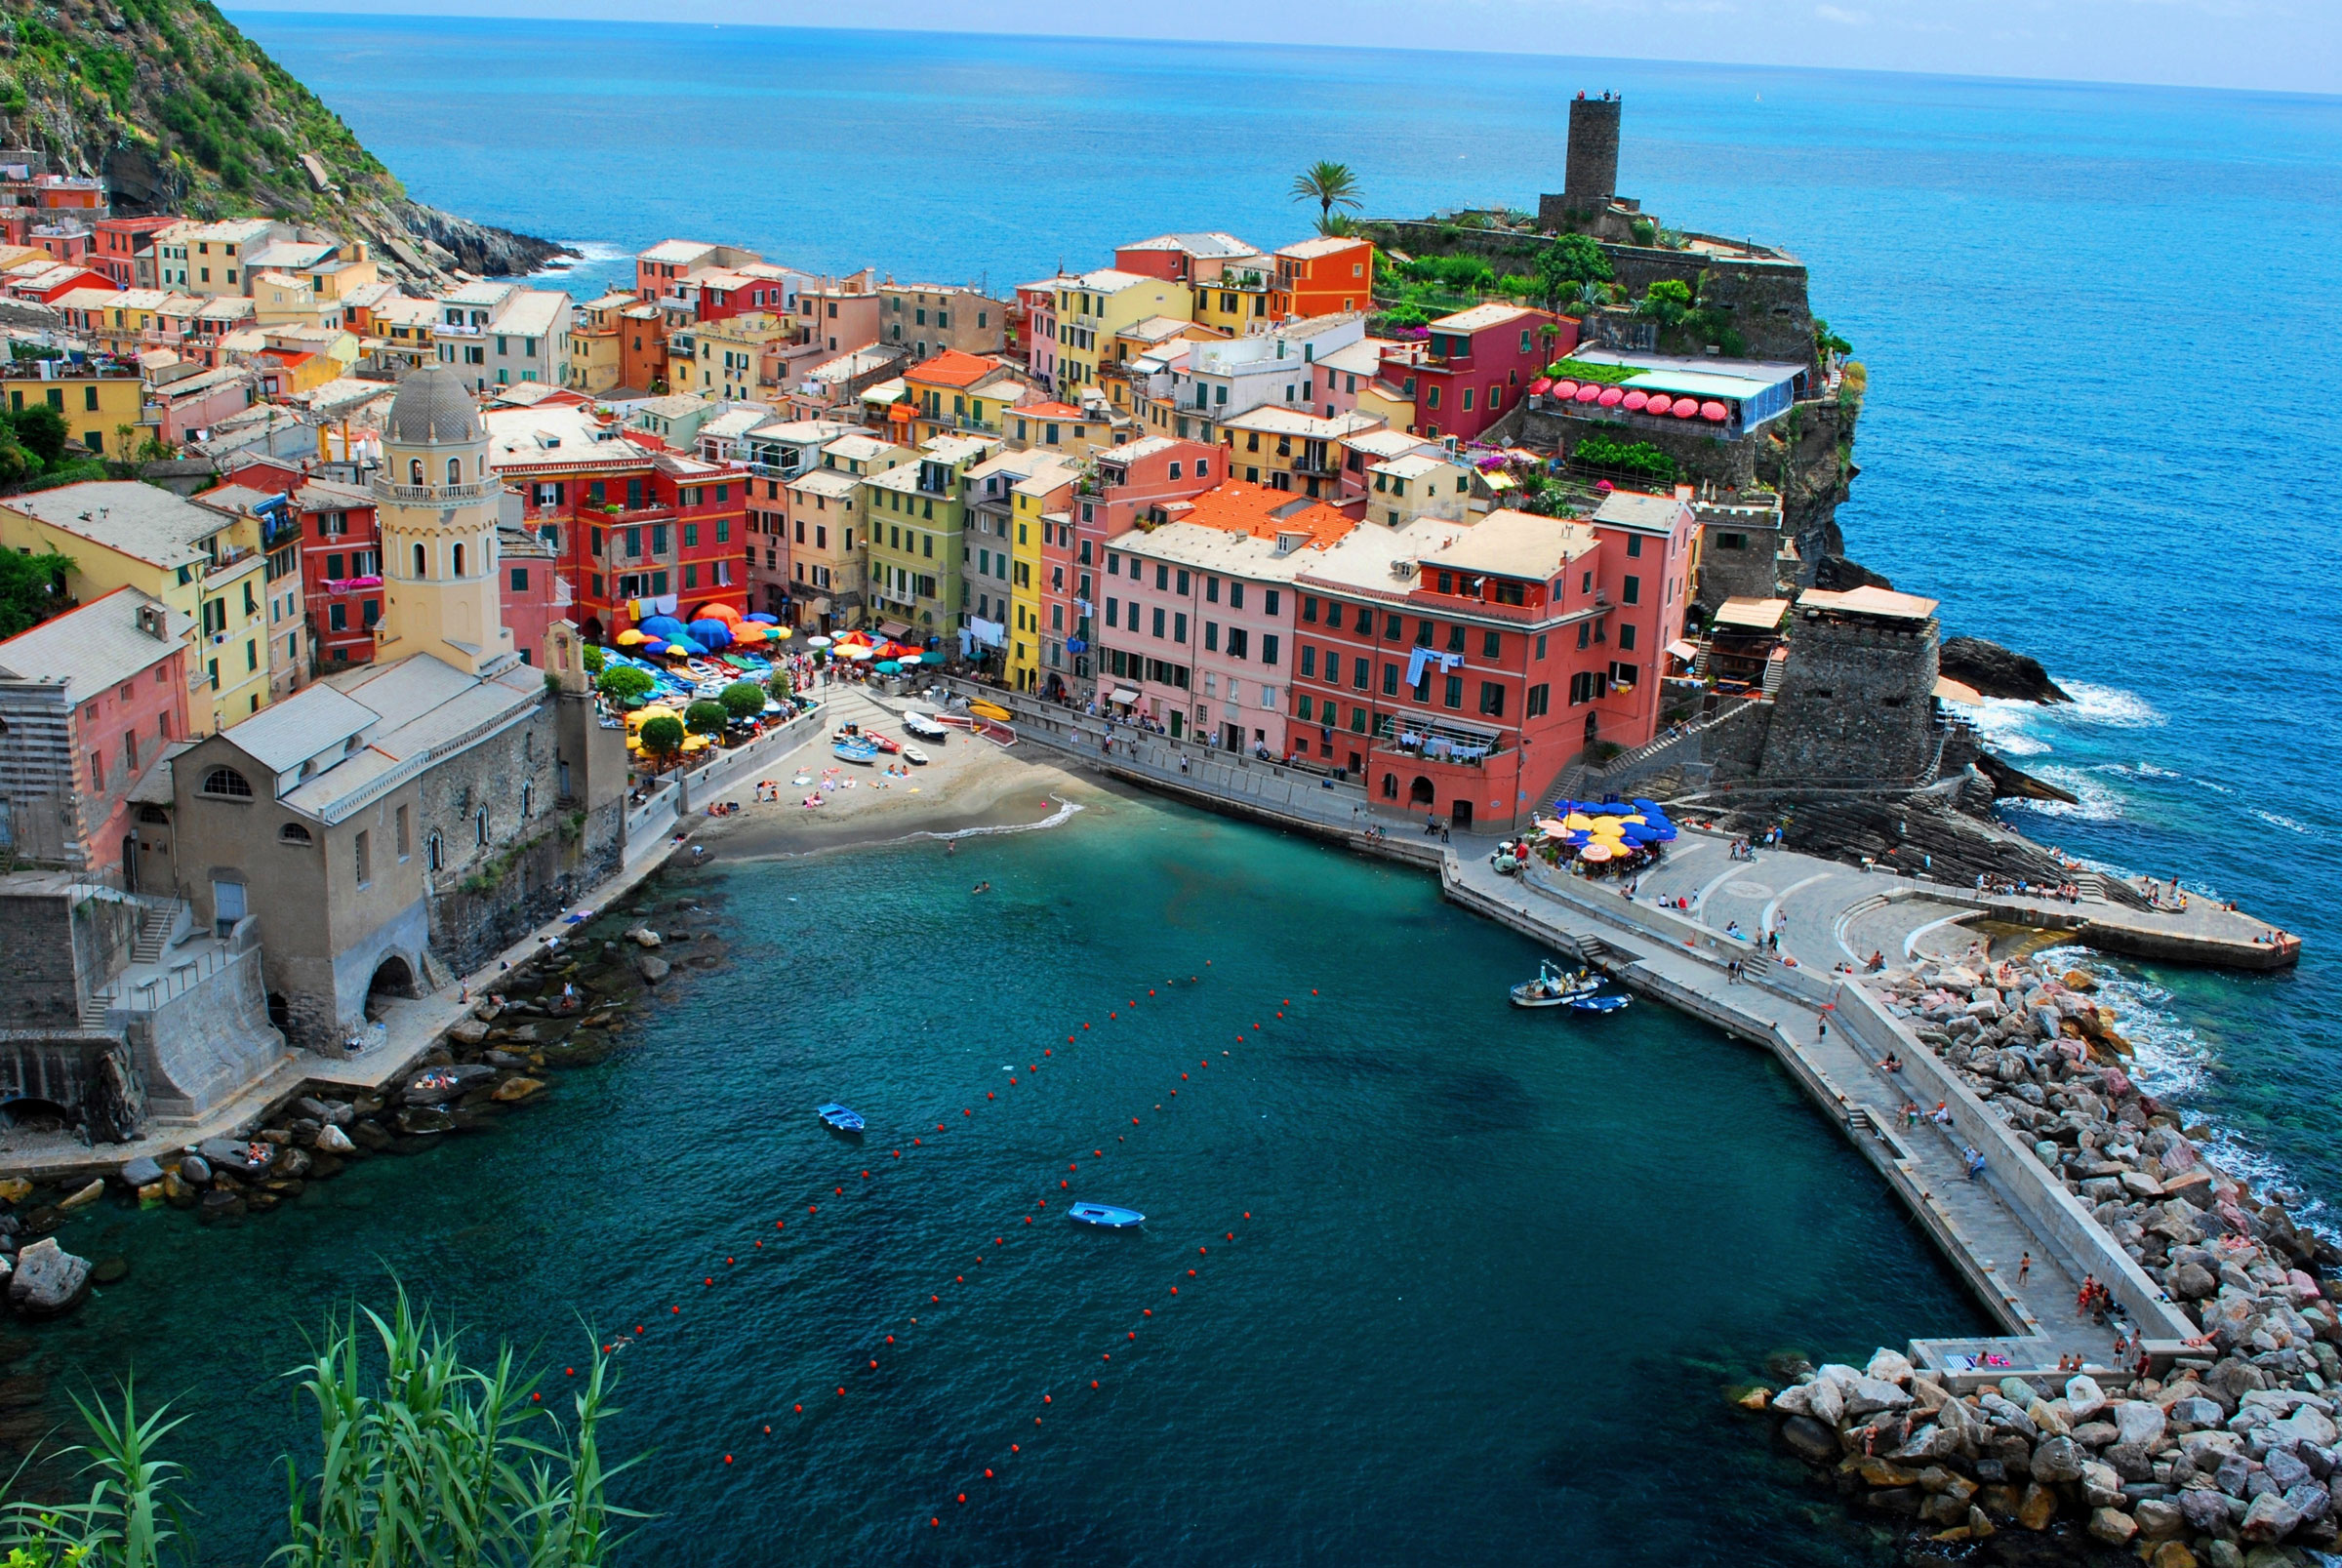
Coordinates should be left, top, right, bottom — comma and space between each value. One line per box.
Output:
677, 684, 1102, 860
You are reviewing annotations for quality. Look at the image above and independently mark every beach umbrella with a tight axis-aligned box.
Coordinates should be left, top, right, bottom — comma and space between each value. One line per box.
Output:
875, 661, 902, 674
667, 637, 705, 657
1529, 377, 1554, 396
806, 635, 832, 648
775, 627, 793, 640
1632, 799, 1659, 812
639, 638, 668, 655
1700, 400, 1728, 422
1573, 383, 1601, 403
1597, 386, 1625, 407
1580, 844, 1613, 863
695, 602, 743, 623
1534, 818, 1568, 834
687, 618, 734, 648
731, 623, 767, 643
896, 652, 922, 665
1563, 813, 1595, 830
746, 613, 780, 624
1553, 381, 1579, 399
642, 615, 688, 638
842, 646, 874, 661
615, 629, 647, 646
1672, 399, 1699, 419
1643, 394, 1674, 417
1622, 390, 1649, 412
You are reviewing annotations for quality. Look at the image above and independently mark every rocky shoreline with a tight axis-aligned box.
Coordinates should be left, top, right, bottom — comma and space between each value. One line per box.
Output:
1742, 948, 2342, 1566
0, 873, 726, 1323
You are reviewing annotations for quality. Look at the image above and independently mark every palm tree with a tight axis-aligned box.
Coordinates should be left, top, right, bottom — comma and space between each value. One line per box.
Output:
1291, 161, 1363, 228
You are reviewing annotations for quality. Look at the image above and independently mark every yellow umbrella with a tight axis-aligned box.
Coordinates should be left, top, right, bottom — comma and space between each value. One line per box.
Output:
775, 627, 793, 640
1563, 813, 1595, 830
732, 623, 768, 643
615, 629, 648, 646
682, 734, 712, 752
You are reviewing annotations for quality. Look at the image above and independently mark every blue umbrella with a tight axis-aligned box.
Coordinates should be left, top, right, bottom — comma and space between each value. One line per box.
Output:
640, 638, 668, 654
688, 618, 734, 649
642, 615, 688, 638
667, 635, 706, 657
746, 613, 780, 624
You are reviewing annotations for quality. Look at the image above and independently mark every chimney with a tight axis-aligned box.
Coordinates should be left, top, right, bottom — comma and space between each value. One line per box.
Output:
135, 601, 168, 640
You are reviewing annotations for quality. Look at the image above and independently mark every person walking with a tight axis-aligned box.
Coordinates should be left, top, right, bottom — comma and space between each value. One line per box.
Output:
1816, 1017, 1828, 1042
2017, 1252, 2031, 1286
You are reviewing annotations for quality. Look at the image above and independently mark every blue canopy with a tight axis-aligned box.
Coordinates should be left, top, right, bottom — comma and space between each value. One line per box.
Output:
687, 618, 734, 649
667, 635, 706, 657
641, 615, 688, 638
746, 612, 780, 624
640, 638, 668, 654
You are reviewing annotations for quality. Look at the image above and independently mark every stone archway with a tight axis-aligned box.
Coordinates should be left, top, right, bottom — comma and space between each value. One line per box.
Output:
1409, 776, 1434, 806
583, 616, 605, 643
0, 1098, 71, 1132
366, 955, 418, 1015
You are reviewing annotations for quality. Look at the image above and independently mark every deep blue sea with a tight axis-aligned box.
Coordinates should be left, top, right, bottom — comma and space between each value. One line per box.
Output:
94, 18, 2342, 1556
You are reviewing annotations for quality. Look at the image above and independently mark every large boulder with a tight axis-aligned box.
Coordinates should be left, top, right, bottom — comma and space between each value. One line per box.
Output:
1780, 1415, 1837, 1464
118, 1156, 164, 1188
2032, 1434, 2084, 1483
635, 954, 670, 985
2065, 1373, 2110, 1421
1866, 1347, 1916, 1385
2116, 1400, 2168, 1448
315, 1124, 356, 1155
7, 1238, 90, 1318
2274, 1405, 2340, 1450
2173, 1262, 2219, 1301
1843, 1376, 1914, 1420
2088, 1506, 2138, 1546
2240, 1490, 2300, 1544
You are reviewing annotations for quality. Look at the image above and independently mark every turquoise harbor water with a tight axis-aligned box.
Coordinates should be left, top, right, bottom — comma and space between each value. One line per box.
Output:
44, 789, 1986, 1562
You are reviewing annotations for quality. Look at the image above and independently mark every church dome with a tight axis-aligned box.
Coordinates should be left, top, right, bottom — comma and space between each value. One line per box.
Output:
384, 365, 485, 446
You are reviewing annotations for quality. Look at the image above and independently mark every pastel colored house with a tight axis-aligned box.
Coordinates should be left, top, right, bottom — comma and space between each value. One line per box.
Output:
1386, 304, 1572, 444
0, 587, 192, 879
1269, 236, 1376, 319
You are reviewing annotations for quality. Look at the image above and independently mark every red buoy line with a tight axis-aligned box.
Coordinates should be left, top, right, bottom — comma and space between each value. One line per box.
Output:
563, 977, 1307, 1428
919, 1208, 1257, 1524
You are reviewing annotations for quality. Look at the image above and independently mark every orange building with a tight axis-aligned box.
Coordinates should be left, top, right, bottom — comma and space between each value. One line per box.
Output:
1269, 236, 1376, 320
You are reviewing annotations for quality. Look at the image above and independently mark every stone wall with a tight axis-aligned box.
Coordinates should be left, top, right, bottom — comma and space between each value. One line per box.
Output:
129, 938, 282, 1124
1694, 507, 1788, 613
1520, 406, 1760, 492
0, 881, 138, 1028
0, 1031, 142, 1138
1756, 614, 1941, 784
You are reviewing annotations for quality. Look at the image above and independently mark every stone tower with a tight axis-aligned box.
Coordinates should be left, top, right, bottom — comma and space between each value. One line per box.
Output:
1564, 95, 1622, 215
373, 365, 512, 675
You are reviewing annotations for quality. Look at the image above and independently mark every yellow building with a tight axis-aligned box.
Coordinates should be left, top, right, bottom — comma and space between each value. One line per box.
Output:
901, 349, 1031, 444
251, 271, 345, 333
1002, 400, 1110, 460
672, 312, 796, 401
0, 480, 279, 731
0, 369, 150, 458
567, 292, 635, 394
1220, 406, 1386, 500
1054, 269, 1191, 398
1189, 252, 1275, 334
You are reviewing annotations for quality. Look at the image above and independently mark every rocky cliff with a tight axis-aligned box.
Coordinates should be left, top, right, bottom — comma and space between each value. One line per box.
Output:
0, 0, 569, 281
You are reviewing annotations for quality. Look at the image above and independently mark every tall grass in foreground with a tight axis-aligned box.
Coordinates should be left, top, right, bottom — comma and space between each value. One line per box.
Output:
0, 1287, 640, 1567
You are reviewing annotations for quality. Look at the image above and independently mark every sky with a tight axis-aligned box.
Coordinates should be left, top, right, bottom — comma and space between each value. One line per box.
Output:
220, 0, 2341, 96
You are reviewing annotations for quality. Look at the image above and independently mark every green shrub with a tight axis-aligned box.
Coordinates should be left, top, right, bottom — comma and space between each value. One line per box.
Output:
684, 700, 729, 737
1570, 435, 1677, 485
1544, 358, 1640, 386
582, 645, 607, 675
638, 715, 684, 761
718, 680, 766, 721
1636, 279, 1693, 327
1630, 217, 1658, 247
594, 664, 653, 702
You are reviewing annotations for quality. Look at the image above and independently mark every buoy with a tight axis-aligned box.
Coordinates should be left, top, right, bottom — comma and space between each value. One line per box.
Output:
862, 1170, 869, 1179
869, 1359, 878, 1369
1128, 1331, 1136, 1340
1046, 1048, 1053, 1056
1061, 1180, 1068, 1188
956, 1275, 964, 1283
1312, 988, 1318, 994
634, 1326, 643, 1335
532, 1393, 542, 1403
723, 1454, 731, 1464
886, 1335, 895, 1344
1188, 1269, 1196, 1277
706, 1277, 713, 1286
1035, 1417, 1042, 1425
1043, 1394, 1052, 1404
1149, 988, 1156, 995
1094, 1149, 1102, 1157
1025, 1217, 1032, 1225
808, 1205, 818, 1214
727, 1257, 735, 1265
763, 1425, 771, 1433
931, 1294, 940, 1303
1068, 1164, 1077, 1172
1244, 1212, 1252, 1219
673, 1306, 681, 1313
566, 1367, 575, 1376
985, 1468, 993, 1479
794, 1404, 802, 1413
988, 1092, 995, 1100
1102, 1352, 1111, 1361
1181, 1073, 1188, 1080
964, 1109, 972, 1116
1092, 1380, 1100, 1388
775, 1220, 785, 1229
1012, 1443, 1021, 1453
957, 1494, 966, 1504
1170, 1286, 1178, 1295
995, 1237, 1004, 1244
837, 1387, 845, 1396
931, 1518, 939, 1527
1198, 1246, 1207, 1255
1131, 1117, 1140, 1124
1226, 1231, 1234, 1240
894, 1150, 902, 1158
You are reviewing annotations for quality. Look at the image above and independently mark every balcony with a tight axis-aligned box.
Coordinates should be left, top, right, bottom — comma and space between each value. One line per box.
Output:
373, 478, 502, 505
202, 545, 258, 579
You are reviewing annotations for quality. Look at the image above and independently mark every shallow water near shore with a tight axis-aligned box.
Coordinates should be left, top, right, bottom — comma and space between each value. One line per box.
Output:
38, 790, 1986, 1564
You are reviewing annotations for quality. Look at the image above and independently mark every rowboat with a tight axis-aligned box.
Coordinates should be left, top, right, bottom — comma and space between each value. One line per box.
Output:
1568, 993, 1632, 1016
1068, 1202, 1145, 1229
1510, 960, 1598, 1008
902, 744, 930, 765
832, 742, 878, 765
902, 709, 949, 741
817, 1103, 865, 1132
969, 700, 1012, 722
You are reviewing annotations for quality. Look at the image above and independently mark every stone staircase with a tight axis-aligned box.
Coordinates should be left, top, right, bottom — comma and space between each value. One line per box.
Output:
130, 901, 183, 966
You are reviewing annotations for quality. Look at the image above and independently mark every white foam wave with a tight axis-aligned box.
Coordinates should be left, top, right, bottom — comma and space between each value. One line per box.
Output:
2057, 681, 2165, 730
532, 241, 630, 274
2250, 809, 2321, 838
1967, 698, 2052, 757
918, 797, 1086, 841
2094, 760, 2183, 782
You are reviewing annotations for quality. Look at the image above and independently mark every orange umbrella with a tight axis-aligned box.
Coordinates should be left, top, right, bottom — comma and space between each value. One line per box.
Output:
695, 602, 744, 623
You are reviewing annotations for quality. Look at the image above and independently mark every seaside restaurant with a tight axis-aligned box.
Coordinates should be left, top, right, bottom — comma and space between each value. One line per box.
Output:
1703, 594, 1791, 693
1533, 349, 1807, 439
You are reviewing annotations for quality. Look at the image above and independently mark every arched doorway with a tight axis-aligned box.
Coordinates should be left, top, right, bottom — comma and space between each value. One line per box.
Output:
1408, 776, 1434, 806
266, 992, 291, 1031
366, 955, 417, 1020
0, 1098, 71, 1133
1450, 800, 1474, 829
583, 616, 605, 642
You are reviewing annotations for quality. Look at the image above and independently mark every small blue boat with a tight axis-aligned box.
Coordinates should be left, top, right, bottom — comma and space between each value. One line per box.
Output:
1568, 993, 1632, 1016
1067, 1202, 1145, 1229
832, 742, 878, 765
817, 1103, 866, 1132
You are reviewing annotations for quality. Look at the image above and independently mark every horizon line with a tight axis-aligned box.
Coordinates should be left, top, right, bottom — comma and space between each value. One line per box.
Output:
221, 7, 2342, 102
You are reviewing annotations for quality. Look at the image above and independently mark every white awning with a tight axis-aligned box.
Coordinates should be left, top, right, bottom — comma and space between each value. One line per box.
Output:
1665, 639, 1700, 663
1109, 687, 1139, 704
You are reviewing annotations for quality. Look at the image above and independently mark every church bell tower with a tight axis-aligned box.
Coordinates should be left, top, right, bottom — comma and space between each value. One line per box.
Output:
373, 364, 511, 675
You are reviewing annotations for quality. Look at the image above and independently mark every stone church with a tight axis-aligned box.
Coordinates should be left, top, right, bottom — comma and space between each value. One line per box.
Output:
159, 367, 628, 1051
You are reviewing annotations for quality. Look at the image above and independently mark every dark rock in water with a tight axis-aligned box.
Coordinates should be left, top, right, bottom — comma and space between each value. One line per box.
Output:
306, 1153, 345, 1181
90, 1257, 128, 1286
118, 1156, 164, 1187
8, 1239, 90, 1317
315, 1123, 356, 1155
402, 1064, 495, 1104
198, 1137, 273, 1177
1781, 1415, 1839, 1463
447, 1107, 503, 1132
244, 1190, 281, 1214
16, 1207, 58, 1237
349, 1122, 394, 1152
178, 1155, 212, 1186
274, 1146, 313, 1179
1974, 750, 2080, 805
297, 1096, 355, 1125
1940, 636, 2074, 704
395, 1106, 454, 1137
635, 954, 671, 985
1812, 553, 1894, 592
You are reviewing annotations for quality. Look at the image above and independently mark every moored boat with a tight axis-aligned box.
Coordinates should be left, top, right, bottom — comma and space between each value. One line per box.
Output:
832, 742, 878, 765
1568, 993, 1632, 1016
1510, 960, 1598, 1008
817, 1103, 866, 1132
902, 744, 930, 765
1068, 1202, 1145, 1228
903, 709, 949, 741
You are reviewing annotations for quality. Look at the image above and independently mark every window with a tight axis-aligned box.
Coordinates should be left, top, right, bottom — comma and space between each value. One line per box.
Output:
1483, 630, 1502, 659
1261, 633, 1278, 666
1228, 627, 1248, 660
1619, 623, 1636, 652
354, 830, 371, 887
1382, 663, 1398, 697
1296, 694, 1314, 723
1300, 646, 1316, 678
330, 603, 346, 631
1352, 659, 1368, 691
1623, 576, 1640, 606
510, 566, 529, 591
1526, 683, 1551, 718
1627, 534, 1643, 558
427, 832, 443, 871
475, 807, 489, 846
1173, 613, 1188, 644
1204, 622, 1219, 653
1302, 595, 1318, 623
1152, 607, 1165, 638
278, 822, 311, 844
1443, 675, 1464, 709
1479, 681, 1506, 716
395, 804, 411, 859
201, 766, 252, 798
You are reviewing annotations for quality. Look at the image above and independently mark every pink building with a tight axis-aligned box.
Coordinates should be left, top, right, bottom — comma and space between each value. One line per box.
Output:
1017, 278, 1067, 390
497, 522, 574, 668
1384, 304, 1574, 445
0, 586, 192, 880
1094, 482, 1354, 751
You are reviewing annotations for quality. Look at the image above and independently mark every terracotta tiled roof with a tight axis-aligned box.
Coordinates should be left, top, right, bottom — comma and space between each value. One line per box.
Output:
905, 348, 1000, 388
1174, 482, 1355, 548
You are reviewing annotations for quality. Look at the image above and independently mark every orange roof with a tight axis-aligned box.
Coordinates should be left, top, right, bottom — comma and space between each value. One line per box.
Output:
905, 348, 1001, 388
1018, 401, 1084, 420
1176, 482, 1356, 548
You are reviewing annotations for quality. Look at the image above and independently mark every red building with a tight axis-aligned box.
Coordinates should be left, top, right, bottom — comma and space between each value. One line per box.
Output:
1384, 304, 1573, 444
93, 216, 177, 289
1268, 235, 1377, 320
1289, 500, 1686, 832
0, 586, 192, 879
3, 262, 113, 305
295, 475, 384, 668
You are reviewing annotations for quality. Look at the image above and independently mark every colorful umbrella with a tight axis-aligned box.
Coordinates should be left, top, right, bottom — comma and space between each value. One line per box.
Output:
615, 629, 648, 646
874, 661, 902, 673
695, 602, 744, 623
641, 616, 688, 638
805, 635, 832, 648
1579, 844, 1613, 862
746, 613, 780, 624
640, 638, 668, 655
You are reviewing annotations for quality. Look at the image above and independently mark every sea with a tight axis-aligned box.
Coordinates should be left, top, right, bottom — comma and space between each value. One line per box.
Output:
88, 17, 2342, 1559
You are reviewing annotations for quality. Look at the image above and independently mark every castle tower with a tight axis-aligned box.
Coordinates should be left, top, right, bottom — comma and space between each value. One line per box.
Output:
1563, 95, 1622, 216
372, 365, 511, 675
